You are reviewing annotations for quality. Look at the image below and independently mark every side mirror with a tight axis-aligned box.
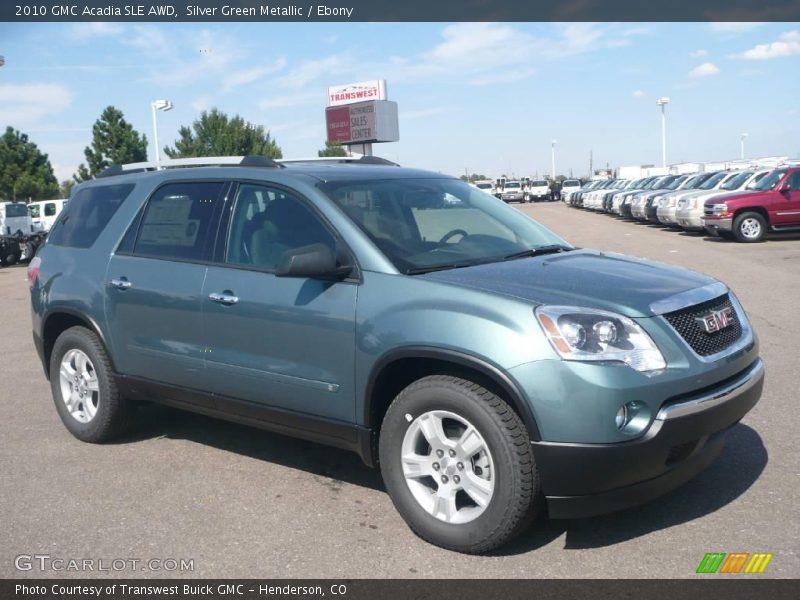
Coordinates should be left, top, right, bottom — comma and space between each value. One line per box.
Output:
779, 181, 792, 193
275, 243, 352, 279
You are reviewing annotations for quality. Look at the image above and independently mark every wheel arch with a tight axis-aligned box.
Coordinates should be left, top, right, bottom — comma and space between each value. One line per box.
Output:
364, 347, 542, 443
41, 308, 113, 379
733, 206, 769, 223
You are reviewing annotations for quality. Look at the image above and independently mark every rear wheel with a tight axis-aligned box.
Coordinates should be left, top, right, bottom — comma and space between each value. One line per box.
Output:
733, 211, 767, 243
50, 326, 132, 443
379, 375, 541, 554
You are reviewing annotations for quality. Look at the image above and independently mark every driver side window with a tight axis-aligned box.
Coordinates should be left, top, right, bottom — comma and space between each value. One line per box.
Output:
226, 184, 336, 272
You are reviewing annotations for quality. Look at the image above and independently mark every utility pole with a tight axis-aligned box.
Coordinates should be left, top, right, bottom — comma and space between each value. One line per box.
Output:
589, 150, 593, 178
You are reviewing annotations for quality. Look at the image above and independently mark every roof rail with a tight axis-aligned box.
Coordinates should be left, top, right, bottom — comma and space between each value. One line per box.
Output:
278, 156, 399, 166
97, 155, 284, 178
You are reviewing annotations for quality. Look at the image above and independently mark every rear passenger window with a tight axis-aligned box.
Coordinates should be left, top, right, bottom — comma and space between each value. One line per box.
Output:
48, 184, 134, 248
45, 203, 57, 216
788, 172, 800, 191
134, 182, 224, 262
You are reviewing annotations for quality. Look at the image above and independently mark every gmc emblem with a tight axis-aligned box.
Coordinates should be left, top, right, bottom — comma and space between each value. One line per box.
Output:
697, 307, 735, 334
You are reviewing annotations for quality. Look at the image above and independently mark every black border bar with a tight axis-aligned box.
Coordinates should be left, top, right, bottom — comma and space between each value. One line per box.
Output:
3, 0, 800, 22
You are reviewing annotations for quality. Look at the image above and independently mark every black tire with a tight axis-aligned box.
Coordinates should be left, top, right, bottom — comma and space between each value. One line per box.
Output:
50, 326, 131, 443
1, 249, 20, 266
733, 211, 767, 243
379, 375, 541, 554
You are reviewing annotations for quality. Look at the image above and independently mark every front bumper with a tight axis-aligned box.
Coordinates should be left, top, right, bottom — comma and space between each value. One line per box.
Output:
657, 206, 678, 224
676, 209, 705, 230
534, 359, 764, 518
703, 216, 734, 235
502, 194, 524, 202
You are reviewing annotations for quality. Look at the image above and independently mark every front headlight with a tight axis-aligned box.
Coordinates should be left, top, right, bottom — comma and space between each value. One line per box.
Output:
712, 203, 730, 216
535, 306, 666, 372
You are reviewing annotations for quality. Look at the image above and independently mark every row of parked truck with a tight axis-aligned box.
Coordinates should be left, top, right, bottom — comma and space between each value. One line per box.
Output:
561, 163, 800, 242
0, 198, 67, 265
472, 178, 582, 203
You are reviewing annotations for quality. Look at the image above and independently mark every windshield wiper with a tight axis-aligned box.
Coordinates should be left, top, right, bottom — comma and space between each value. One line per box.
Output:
406, 261, 487, 275
502, 244, 572, 261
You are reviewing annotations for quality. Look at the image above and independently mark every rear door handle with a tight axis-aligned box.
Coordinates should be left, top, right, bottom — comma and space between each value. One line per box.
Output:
109, 278, 132, 290
209, 292, 239, 305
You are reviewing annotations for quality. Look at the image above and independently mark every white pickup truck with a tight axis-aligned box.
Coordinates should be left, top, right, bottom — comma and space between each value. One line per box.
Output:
525, 179, 551, 202
499, 180, 525, 203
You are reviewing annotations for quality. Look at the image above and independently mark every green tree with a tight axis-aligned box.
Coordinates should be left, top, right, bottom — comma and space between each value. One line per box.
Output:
318, 140, 347, 157
59, 179, 75, 198
459, 173, 489, 183
164, 109, 282, 159
0, 127, 59, 201
75, 106, 148, 181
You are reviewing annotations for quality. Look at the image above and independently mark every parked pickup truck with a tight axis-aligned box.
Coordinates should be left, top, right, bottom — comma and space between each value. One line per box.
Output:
703, 166, 800, 242
500, 180, 525, 203
526, 179, 551, 202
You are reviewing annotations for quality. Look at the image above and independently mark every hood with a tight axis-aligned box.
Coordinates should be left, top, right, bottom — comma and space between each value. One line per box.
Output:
421, 249, 718, 318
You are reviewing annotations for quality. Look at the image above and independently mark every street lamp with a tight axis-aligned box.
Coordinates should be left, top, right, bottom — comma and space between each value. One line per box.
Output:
150, 99, 173, 166
551, 140, 557, 180
656, 97, 670, 168
740, 133, 748, 160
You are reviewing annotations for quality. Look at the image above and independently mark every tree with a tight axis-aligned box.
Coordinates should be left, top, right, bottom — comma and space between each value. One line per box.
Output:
459, 173, 489, 183
59, 179, 75, 199
164, 109, 282, 159
0, 127, 59, 201
318, 140, 347, 157
75, 106, 148, 181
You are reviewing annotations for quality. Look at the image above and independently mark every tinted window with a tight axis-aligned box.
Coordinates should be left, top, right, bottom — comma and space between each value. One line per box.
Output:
134, 182, 224, 261
788, 172, 800, 191
226, 184, 336, 272
754, 169, 787, 191
48, 184, 134, 248
4, 203, 28, 217
45, 202, 57, 216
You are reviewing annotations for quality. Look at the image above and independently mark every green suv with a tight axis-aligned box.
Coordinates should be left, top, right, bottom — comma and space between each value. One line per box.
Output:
29, 156, 764, 553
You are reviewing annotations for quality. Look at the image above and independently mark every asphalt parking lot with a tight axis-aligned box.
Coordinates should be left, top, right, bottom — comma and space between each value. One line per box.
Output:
1, 202, 798, 579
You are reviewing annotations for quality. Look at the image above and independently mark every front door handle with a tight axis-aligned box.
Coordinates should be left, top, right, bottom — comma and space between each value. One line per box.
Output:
109, 278, 132, 290
209, 292, 239, 305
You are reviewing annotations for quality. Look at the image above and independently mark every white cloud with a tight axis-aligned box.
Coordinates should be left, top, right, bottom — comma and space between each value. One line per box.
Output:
689, 62, 721, 78
191, 97, 211, 112
690, 49, 708, 58
274, 54, 352, 89
468, 68, 536, 86
222, 57, 287, 92
632, 90, 646, 98
729, 30, 800, 60
68, 22, 124, 41
0, 83, 74, 124
710, 22, 765, 34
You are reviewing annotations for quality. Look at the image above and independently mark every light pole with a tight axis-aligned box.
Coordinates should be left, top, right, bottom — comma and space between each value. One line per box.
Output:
150, 99, 173, 166
656, 97, 670, 168
551, 140, 557, 180
740, 133, 748, 160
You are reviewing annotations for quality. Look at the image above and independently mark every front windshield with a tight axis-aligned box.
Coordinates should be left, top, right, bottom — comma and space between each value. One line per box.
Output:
654, 176, 678, 189
698, 172, 727, 190
754, 169, 787, 191
721, 172, 752, 190
322, 178, 570, 274
505, 182, 521, 189
745, 172, 768, 190
684, 173, 712, 189
666, 175, 688, 190
563, 180, 580, 187
531, 180, 548, 187
475, 183, 492, 189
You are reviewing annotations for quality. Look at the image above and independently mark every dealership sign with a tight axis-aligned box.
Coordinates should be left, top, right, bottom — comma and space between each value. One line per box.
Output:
325, 100, 399, 145
327, 80, 387, 107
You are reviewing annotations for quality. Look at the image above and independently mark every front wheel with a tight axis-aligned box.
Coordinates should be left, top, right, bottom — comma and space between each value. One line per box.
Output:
733, 211, 767, 243
379, 375, 541, 554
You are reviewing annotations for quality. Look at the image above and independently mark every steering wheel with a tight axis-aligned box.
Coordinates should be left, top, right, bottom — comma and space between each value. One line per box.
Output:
439, 229, 469, 244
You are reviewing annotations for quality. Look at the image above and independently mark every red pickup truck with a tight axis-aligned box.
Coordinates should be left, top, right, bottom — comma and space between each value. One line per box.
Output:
703, 166, 800, 242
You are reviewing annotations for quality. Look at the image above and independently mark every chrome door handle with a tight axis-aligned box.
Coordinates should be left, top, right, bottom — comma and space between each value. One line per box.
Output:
109, 278, 132, 290
209, 292, 239, 305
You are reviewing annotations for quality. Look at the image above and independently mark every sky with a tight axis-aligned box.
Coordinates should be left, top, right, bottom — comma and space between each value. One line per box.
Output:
1, 21, 799, 182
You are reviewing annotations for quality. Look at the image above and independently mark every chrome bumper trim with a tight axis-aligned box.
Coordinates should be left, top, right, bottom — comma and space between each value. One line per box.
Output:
656, 359, 764, 421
